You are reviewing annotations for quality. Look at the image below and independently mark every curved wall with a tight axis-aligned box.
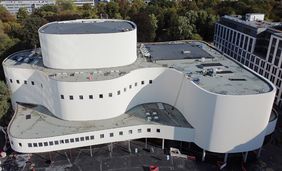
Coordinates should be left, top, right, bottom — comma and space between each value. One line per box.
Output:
176, 79, 275, 153
8, 124, 195, 153
38, 20, 137, 69
3, 64, 276, 153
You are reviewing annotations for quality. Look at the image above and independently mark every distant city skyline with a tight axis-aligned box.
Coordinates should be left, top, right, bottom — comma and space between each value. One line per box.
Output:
0, 0, 111, 14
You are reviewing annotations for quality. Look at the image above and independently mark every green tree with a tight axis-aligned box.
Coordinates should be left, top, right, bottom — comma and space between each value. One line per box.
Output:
96, 2, 107, 18
21, 16, 47, 48
105, 1, 121, 19
0, 21, 18, 56
117, 0, 131, 19
79, 4, 97, 18
156, 8, 178, 41
176, 16, 194, 40
0, 81, 10, 121
127, 0, 146, 18
0, 5, 16, 22
56, 0, 76, 12
132, 12, 158, 42
33, 4, 59, 21
194, 10, 218, 41
17, 8, 29, 23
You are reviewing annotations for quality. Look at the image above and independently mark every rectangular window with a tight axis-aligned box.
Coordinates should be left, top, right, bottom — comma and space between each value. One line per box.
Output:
24, 80, 27, 84
70, 138, 74, 143
129, 130, 133, 134
156, 129, 160, 133
149, 80, 152, 84
60, 140, 64, 144
9, 79, 12, 83
90, 135, 94, 140
31, 81, 35, 85
65, 139, 69, 143
54, 141, 59, 145
89, 95, 93, 99
61, 95, 64, 99
109, 93, 112, 97
119, 131, 123, 135
250, 63, 253, 69
117, 90, 121, 95
19, 143, 22, 147
124, 88, 126, 92
38, 143, 43, 147
272, 68, 277, 75
33, 143, 38, 147
100, 134, 104, 138
147, 128, 151, 132
99, 94, 103, 98
16, 80, 20, 84
44, 142, 48, 146
69, 95, 74, 100
135, 82, 137, 86
80, 137, 84, 141
110, 133, 114, 137
75, 138, 79, 142
129, 85, 132, 89
28, 143, 32, 147
85, 136, 90, 140
141, 81, 144, 85
49, 141, 54, 146
138, 129, 141, 133
79, 95, 83, 100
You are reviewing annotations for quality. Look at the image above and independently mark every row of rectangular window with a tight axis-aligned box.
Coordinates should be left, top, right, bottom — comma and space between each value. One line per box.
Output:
8, 79, 44, 88
60, 80, 153, 100
25, 128, 161, 148
9, 79, 35, 85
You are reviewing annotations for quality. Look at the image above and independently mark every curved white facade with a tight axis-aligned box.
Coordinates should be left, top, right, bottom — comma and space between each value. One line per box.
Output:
39, 19, 137, 69
2, 19, 278, 155
3, 63, 276, 153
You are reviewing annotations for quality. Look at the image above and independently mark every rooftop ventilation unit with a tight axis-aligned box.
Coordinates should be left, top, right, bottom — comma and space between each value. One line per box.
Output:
153, 116, 159, 120
23, 58, 30, 63
229, 78, 247, 81
16, 57, 23, 62
182, 50, 191, 54
157, 103, 164, 110
32, 59, 39, 65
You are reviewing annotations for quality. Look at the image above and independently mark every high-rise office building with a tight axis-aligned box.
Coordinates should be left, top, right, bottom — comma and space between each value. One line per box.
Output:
214, 14, 282, 108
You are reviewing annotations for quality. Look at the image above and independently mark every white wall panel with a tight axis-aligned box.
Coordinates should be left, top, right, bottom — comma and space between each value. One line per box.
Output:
39, 20, 137, 69
3, 64, 276, 153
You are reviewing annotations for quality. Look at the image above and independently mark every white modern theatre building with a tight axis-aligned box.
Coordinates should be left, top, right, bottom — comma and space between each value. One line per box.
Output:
2, 19, 278, 160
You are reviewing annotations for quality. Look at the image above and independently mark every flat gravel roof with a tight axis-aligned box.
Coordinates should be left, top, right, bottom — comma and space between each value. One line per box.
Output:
10, 103, 192, 139
40, 20, 135, 34
3, 41, 273, 95
145, 44, 213, 60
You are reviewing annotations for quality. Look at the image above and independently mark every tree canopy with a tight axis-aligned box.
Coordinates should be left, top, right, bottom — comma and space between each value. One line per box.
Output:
0, 81, 10, 121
